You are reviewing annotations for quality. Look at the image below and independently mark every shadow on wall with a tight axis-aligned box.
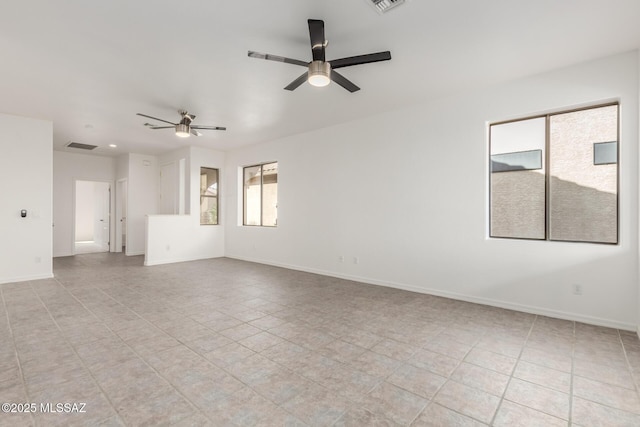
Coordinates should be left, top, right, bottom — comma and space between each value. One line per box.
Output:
549, 176, 617, 244
491, 171, 617, 244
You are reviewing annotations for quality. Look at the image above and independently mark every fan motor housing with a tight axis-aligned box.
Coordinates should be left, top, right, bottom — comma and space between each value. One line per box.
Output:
175, 123, 190, 137
308, 61, 331, 87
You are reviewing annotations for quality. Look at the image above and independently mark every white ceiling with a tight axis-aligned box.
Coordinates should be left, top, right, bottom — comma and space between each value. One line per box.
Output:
1, 0, 639, 157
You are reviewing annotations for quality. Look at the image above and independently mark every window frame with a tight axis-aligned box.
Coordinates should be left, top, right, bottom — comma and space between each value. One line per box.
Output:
199, 167, 219, 226
488, 102, 619, 245
243, 162, 278, 227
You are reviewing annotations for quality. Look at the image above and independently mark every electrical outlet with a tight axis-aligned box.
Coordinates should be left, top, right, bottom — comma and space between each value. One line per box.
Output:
572, 284, 583, 295
338, 256, 344, 263
353, 257, 359, 265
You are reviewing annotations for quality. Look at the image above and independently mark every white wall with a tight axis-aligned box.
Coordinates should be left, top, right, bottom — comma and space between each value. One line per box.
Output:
145, 146, 225, 265
116, 154, 128, 181
53, 151, 115, 257
225, 51, 639, 330
127, 153, 159, 255
74, 181, 95, 241
159, 146, 189, 215
0, 113, 53, 284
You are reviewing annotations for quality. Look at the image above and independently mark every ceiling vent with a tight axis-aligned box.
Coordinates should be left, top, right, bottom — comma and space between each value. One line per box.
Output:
367, 0, 406, 14
66, 141, 98, 150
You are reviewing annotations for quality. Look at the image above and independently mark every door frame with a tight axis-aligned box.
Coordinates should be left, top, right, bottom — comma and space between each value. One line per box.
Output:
114, 178, 128, 254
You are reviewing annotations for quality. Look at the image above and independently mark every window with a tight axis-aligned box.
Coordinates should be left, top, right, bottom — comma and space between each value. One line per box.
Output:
243, 162, 278, 226
489, 103, 618, 244
200, 167, 218, 225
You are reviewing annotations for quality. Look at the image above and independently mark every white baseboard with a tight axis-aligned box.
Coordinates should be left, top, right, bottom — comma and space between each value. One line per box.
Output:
144, 254, 223, 267
0, 273, 54, 285
53, 252, 74, 258
226, 254, 636, 332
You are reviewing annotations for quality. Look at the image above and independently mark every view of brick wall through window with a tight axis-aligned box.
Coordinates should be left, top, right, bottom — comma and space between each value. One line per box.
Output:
244, 162, 278, 227
490, 104, 618, 244
549, 105, 618, 243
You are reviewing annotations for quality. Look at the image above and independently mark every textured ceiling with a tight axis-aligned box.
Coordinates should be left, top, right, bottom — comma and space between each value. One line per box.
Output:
1, 0, 639, 157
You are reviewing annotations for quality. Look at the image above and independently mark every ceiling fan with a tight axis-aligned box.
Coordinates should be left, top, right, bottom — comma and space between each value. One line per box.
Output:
136, 110, 226, 137
248, 19, 391, 93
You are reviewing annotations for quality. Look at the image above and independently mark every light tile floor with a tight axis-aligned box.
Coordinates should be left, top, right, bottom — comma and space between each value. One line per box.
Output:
1, 253, 640, 426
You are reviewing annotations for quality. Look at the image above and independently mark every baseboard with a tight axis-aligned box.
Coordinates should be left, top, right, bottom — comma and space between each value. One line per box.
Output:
53, 252, 74, 258
145, 254, 224, 267
226, 254, 636, 332
0, 273, 54, 285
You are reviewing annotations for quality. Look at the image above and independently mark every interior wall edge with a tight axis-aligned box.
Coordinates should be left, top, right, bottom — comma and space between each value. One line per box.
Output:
0, 273, 54, 286
144, 254, 224, 267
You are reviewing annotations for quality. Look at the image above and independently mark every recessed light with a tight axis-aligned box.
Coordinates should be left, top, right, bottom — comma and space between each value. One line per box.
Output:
108, 144, 117, 148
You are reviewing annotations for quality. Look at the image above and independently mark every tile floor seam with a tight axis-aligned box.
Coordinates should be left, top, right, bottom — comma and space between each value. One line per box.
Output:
265, 325, 433, 425
571, 393, 640, 417
91, 280, 271, 348
256, 338, 371, 421
409, 330, 483, 425
87, 281, 349, 423
0, 285, 36, 427
372, 336, 441, 426
50, 276, 209, 426
29, 279, 128, 427
404, 400, 431, 426
568, 319, 576, 425
488, 313, 537, 426
618, 328, 640, 400
196, 319, 362, 421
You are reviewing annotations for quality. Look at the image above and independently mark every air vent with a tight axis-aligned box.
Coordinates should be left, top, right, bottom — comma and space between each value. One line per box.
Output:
66, 142, 98, 150
367, 0, 406, 14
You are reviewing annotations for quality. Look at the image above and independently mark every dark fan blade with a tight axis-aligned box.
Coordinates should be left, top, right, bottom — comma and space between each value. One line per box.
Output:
308, 19, 325, 62
330, 51, 392, 69
148, 126, 175, 130
331, 70, 360, 93
136, 113, 176, 126
248, 51, 308, 67
284, 72, 308, 91
191, 126, 227, 131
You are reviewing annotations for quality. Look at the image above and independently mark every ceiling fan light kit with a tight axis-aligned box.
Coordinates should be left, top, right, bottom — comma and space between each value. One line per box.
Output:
175, 124, 190, 138
308, 61, 331, 87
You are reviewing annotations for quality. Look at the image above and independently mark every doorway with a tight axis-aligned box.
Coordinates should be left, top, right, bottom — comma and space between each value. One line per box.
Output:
74, 180, 111, 254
